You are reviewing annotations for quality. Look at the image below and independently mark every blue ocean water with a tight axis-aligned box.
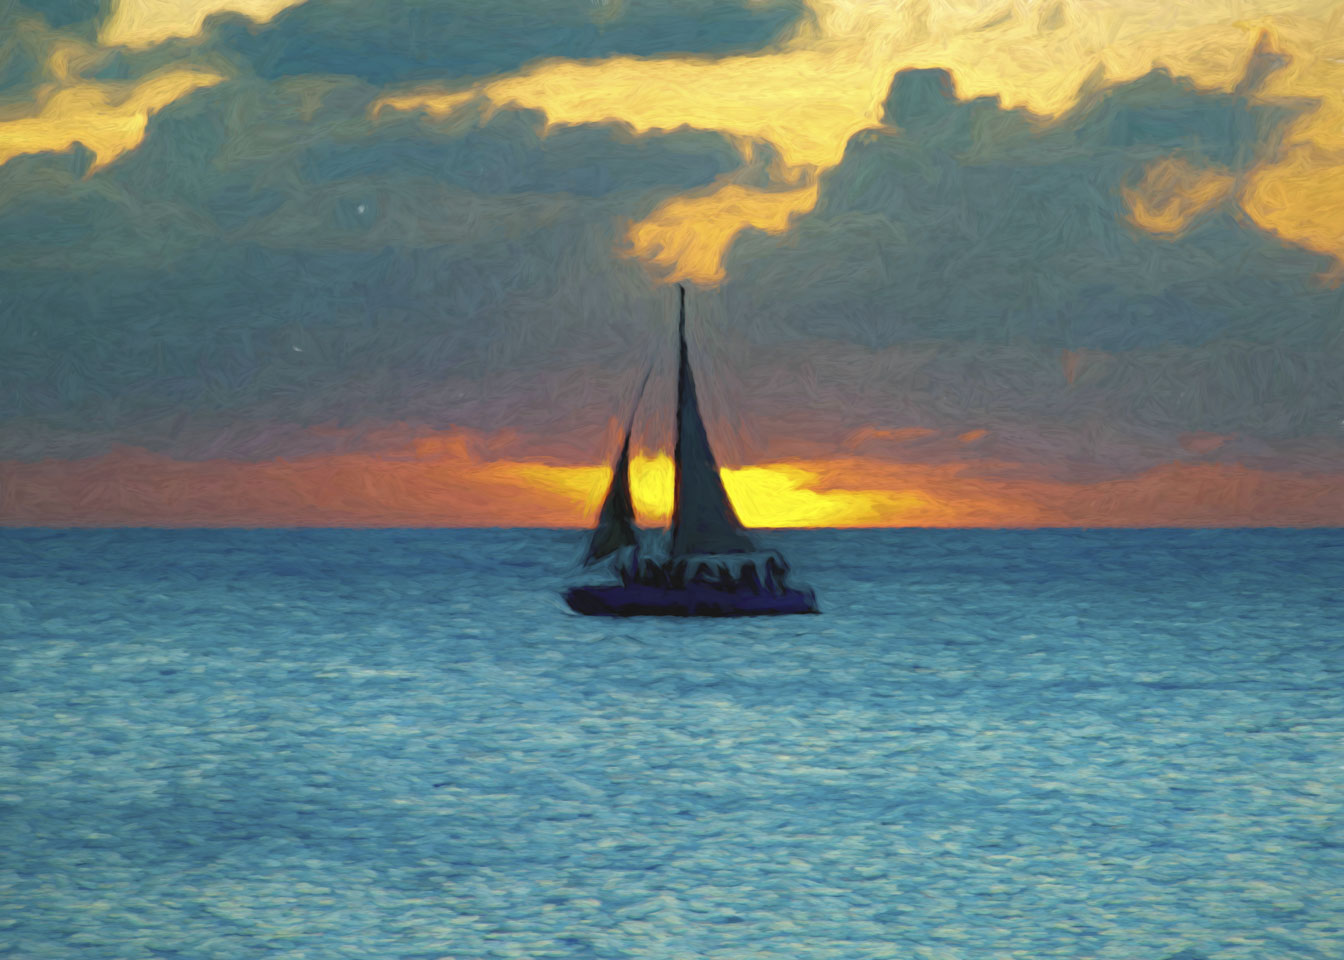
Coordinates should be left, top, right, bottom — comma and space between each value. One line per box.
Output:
1, 528, 1341, 960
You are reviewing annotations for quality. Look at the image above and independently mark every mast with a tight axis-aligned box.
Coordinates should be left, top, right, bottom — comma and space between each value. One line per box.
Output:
670, 285, 754, 556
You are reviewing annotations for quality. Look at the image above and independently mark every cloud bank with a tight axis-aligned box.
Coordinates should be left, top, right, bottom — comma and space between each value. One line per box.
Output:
1, 0, 1342, 525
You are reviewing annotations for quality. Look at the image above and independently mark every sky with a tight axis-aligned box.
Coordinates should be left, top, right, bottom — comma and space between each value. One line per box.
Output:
1, 0, 1343, 527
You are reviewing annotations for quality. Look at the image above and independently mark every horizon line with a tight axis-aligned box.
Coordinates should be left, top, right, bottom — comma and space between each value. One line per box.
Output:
2, 525, 1340, 533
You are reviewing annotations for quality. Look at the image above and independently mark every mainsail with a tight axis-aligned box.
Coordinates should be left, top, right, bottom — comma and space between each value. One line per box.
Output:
671, 285, 755, 557
583, 367, 651, 566
564, 285, 819, 616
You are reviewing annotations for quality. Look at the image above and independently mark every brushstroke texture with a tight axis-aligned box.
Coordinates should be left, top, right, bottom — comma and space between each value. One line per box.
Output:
2, 528, 1341, 957
0, 0, 1342, 526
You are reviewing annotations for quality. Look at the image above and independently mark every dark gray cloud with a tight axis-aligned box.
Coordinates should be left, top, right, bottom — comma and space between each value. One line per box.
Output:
207, 0, 808, 86
14, 0, 104, 31
0, 9, 50, 95
711, 65, 1344, 464
4, 0, 807, 86
726, 65, 1333, 351
1, 2, 111, 96
4, 20, 1343, 478
0, 68, 741, 459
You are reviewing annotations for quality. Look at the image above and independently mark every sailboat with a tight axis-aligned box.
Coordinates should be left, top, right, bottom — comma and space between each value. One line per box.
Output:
565, 286, 819, 617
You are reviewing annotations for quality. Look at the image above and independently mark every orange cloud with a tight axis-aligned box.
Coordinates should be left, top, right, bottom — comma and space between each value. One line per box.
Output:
1180, 432, 1230, 455
760, 455, 1344, 527
1046, 460, 1344, 526
4, 430, 1341, 527
843, 427, 940, 450
99, 0, 309, 48
0, 433, 606, 528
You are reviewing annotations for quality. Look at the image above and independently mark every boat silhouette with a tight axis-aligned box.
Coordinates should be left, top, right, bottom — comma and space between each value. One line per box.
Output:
565, 286, 819, 617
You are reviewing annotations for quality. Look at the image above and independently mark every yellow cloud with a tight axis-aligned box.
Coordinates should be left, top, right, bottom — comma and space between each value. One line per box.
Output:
455, 1, 1317, 164
379, 0, 1344, 279
1243, 155, 1344, 266
42, 35, 110, 85
372, 88, 478, 121
99, 0, 309, 49
0, 0, 291, 181
1125, 156, 1236, 235
1238, 17, 1344, 265
0, 67, 225, 172
374, 2, 917, 284
477, 50, 885, 171
626, 177, 819, 284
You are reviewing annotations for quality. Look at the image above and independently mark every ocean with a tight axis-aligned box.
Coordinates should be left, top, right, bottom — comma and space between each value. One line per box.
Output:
1, 528, 1341, 960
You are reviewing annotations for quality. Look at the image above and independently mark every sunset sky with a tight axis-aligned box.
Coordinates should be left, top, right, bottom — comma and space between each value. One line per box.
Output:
2, 0, 1343, 527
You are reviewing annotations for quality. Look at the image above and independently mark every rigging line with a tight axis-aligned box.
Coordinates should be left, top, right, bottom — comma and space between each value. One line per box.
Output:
625, 358, 656, 439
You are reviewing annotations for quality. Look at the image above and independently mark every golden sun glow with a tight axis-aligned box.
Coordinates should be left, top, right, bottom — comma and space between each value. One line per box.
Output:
724, 463, 938, 527
590, 452, 938, 528
5, 434, 1340, 527
624, 452, 1026, 528
629, 453, 675, 525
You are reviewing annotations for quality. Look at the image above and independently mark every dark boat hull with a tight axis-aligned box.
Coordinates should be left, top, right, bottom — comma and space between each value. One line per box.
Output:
565, 583, 819, 617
